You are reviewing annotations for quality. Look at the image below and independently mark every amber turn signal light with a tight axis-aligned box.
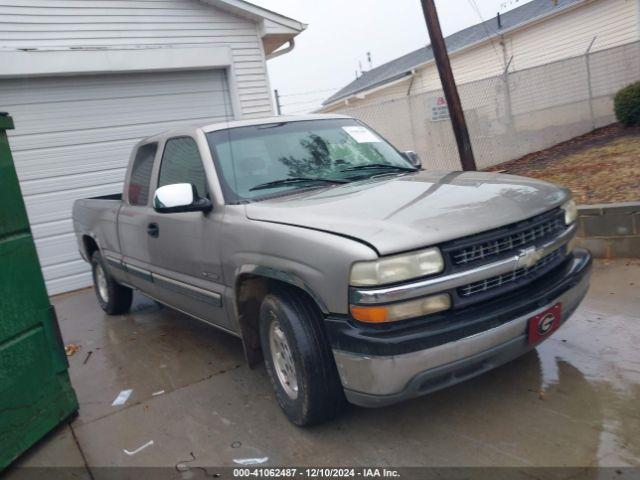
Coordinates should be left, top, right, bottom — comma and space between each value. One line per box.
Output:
350, 294, 451, 324
350, 305, 390, 323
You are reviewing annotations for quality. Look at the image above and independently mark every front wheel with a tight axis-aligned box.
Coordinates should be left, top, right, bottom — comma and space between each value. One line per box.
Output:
259, 288, 345, 426
91, 251, 132, 315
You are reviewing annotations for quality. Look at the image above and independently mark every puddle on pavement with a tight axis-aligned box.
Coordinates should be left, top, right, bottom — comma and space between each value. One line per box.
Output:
533, 261, 640, 466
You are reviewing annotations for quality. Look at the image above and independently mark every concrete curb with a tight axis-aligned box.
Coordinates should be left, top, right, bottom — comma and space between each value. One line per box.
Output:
574, 201, 640, 258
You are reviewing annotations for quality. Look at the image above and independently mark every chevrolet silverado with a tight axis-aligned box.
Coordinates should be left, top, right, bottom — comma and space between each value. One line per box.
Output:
72, 114, 592, 425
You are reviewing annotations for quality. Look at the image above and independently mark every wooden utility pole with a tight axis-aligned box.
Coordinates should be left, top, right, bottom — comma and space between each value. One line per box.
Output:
420, 0, 477, 171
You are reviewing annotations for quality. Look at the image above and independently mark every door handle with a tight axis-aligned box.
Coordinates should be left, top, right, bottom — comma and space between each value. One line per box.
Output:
147, 222, 159, 238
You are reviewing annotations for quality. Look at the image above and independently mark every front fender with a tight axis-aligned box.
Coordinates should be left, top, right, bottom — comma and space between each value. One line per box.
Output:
234, 264, 329, 314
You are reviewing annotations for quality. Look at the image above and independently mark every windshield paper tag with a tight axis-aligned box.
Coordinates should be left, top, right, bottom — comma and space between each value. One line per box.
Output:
342, 126, 381, 143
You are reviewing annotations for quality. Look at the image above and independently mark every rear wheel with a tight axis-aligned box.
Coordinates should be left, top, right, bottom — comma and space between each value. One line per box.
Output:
91, 251, 132, 315
259, 288, 345, 426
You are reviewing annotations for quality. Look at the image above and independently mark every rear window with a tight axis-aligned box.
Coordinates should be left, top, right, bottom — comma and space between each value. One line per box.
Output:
128, 143, 157, 206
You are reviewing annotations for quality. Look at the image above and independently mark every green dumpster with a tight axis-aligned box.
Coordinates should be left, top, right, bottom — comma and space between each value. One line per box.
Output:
0, 112, 79, 469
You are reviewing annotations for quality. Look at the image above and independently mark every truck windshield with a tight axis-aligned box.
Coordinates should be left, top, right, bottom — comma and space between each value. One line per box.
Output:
206, 119, 416, 203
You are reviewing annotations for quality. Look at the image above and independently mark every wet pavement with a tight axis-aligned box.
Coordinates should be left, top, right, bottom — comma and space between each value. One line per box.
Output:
6, 259, 640, 473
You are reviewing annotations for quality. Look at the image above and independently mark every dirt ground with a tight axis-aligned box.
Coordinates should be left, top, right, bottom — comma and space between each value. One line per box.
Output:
485, 124, 640, 205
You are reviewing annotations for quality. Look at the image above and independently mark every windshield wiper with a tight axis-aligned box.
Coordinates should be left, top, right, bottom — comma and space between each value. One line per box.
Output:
249, 177, 349, 191
339, 163, 417, 173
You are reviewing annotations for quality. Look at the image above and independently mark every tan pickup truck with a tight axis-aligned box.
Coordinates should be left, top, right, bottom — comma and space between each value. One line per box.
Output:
73, 114, 592, 425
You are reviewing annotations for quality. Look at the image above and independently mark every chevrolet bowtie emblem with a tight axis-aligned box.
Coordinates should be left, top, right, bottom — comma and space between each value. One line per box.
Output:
516, 246, 544, 269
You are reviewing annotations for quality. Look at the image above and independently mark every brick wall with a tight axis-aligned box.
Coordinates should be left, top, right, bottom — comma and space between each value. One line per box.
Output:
575, 202, 640, 258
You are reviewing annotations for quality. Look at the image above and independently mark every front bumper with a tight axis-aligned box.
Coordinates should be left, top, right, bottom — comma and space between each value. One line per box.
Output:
326, 248, 592, 407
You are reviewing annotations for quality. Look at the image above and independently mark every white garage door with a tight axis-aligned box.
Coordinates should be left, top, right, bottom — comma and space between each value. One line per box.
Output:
3, 69, 233, 295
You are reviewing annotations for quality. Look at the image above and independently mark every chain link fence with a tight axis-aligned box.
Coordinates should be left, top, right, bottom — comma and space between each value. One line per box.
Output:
336, 40, 640, 171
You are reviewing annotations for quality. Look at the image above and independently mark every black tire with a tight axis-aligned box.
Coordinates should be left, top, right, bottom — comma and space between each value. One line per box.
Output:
90, 250, 133, 315
259, 287, 346, 426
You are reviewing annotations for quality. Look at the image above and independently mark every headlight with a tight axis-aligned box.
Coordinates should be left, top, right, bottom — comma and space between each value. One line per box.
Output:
561, 199, 577, 225
350, 294, 451, 323
350, 247, 444, 286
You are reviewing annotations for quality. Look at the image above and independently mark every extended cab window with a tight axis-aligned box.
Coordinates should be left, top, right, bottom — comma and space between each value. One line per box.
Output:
128, 143, 157, 206
158, 137, 208, 198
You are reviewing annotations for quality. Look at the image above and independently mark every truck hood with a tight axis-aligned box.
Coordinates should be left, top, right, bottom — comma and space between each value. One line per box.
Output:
245, 171, 569, 255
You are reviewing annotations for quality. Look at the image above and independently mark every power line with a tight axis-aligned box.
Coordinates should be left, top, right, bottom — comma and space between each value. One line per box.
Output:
467, 0, 505, 69
278, 86, 342, 98
286, 103, 325, 114
280, 97, 328, 108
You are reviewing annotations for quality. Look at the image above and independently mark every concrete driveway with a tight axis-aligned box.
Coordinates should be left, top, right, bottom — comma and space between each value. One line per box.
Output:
6, 259, 640, 474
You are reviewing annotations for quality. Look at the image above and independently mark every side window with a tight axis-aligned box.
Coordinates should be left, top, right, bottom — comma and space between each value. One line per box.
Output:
128, 143, 157, 206
158, 137, 208, 198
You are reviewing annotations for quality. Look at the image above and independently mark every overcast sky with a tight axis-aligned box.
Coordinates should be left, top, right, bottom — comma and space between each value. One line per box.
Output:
249, 0, 532, 114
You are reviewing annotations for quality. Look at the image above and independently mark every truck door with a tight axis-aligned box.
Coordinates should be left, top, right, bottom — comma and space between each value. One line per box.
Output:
146, 136, 231, 331
117, 142, 161, 294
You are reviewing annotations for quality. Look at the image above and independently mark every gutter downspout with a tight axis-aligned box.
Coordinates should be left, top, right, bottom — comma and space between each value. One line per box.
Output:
406, 69, 420, 156
406, 68, 418, 96
266, 39, 295, 60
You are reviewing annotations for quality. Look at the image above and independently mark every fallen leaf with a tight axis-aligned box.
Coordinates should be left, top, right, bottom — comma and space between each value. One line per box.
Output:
484, 123, 640, 204
65, 344, 81, 356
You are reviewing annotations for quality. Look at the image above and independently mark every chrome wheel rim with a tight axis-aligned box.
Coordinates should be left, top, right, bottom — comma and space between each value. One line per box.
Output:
95, 264, 109, 303
269, 318, 298, 399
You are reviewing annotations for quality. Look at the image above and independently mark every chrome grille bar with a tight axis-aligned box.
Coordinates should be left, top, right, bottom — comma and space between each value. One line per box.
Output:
459, 248, 564, 297
452, 213, 564, 266
350, 223, 576, 306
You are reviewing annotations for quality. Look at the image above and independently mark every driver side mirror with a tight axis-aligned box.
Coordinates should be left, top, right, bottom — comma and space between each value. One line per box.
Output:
153, 183, 212, 214
403, 151, 422, 169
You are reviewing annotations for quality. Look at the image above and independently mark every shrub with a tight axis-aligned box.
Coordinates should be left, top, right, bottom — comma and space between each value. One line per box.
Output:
614, 81, 640, 126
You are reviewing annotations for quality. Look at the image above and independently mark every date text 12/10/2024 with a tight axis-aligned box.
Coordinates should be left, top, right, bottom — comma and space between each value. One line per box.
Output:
233, 468, 401, 478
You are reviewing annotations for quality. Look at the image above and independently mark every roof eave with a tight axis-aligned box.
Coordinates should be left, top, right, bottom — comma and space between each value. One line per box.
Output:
200, 0, 306, 56
200, 0, 307, 32
321, 71, 414, 108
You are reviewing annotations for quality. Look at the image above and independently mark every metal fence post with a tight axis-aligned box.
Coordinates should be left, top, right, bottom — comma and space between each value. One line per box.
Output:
274, 89, 282, 115
585, 36, 597, 130
502, 56, 515, 158
503, 56, 514, 124
502, 55, 513, 124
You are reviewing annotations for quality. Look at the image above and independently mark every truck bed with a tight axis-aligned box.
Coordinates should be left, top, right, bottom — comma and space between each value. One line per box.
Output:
72, 195, 124, 259
87, 193, 122, 201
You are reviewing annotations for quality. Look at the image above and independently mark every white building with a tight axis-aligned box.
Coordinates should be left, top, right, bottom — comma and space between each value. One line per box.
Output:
319, 0, 640, 174
0, 0, 305, 295
321, 0, 639, 111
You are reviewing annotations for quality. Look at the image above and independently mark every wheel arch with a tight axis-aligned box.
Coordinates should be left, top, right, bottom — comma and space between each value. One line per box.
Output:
82, 234, 100, 261
234, 265, 329, 367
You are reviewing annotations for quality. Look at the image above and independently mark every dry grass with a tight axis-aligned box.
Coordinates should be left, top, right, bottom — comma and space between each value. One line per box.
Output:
486, 124, 640, 205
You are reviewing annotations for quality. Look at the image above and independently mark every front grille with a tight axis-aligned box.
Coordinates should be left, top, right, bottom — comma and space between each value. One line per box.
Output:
450, 210, 565, 267
458, 248, 564, 297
